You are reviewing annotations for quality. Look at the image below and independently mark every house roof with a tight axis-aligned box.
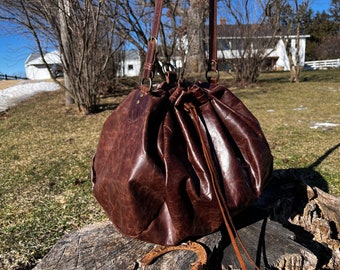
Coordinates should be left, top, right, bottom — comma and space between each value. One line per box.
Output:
124, 50, 140, 60
216, 24, 273, 37
210, 23, 310, 39
25, 51, 61, 66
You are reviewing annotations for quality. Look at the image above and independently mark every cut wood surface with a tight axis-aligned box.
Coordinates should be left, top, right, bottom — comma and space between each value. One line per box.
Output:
34, 172, 340, 270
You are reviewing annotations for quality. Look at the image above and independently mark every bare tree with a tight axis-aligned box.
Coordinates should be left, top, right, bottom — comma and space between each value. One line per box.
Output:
158, 0, 186, 72
0, 0, 123, 114
317, 35, 340, 59
111, 0, 185, 78
111, 0, 151, 72
44, 0, 123, 113
0, 0, 57, 79
220, 0, 279, 84
269, 0, 310, 83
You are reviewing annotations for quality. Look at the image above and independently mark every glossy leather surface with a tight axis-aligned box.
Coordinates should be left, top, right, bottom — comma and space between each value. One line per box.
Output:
92, 82, 273, 246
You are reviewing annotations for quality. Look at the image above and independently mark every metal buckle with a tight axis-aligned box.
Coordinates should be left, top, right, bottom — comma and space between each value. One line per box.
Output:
140, 77, 152, 92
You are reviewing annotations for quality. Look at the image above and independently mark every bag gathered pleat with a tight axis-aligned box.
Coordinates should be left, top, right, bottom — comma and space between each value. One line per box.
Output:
92, 79, 273, 246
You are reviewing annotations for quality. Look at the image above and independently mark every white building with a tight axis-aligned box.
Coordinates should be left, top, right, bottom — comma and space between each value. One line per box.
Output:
117, 50, 141, 77
214, 22, 310, 71
274, 37, 308, 71
216, 35, 309, 71
120, 21, 310, 75
25, 51, 62, 80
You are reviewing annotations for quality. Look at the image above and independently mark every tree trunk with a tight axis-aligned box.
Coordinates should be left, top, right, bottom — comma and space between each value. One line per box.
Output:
59, 0, 75, 105
33, 171, 340, 270
185, 0, 208, 76
64, 73, 74, 105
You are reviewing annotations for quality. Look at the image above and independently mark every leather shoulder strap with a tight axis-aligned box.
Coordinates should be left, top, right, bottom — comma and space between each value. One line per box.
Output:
142, 0, 220, 87
208, 0, 218, 73
141, 0, 164, 88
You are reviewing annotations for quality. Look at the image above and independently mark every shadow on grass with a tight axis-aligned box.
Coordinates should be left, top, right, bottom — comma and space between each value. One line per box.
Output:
92, 88, 134, 113
259, 69, 340, 84
217, 143, 340, 268
275, 142, 340, 193
93, 102, 120, 113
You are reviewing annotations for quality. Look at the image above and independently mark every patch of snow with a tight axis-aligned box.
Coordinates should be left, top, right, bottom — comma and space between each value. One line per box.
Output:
293, 106, 308, 111
267, 109, 275, 113
0, 82, 60, 112
310, 122, 340, 129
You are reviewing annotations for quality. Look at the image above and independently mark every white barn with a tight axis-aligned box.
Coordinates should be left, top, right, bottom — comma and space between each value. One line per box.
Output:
25, 51, 62, 80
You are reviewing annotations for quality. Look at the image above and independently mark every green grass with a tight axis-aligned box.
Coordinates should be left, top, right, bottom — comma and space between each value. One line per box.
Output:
0, 70, 339, 269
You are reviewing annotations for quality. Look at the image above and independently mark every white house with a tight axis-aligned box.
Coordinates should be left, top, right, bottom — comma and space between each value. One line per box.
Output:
214, 22, 310, 71
25, 51, 62, 80
216, 35, 309, 71
117, 50, 141, 77
119, 22, 309, 76
274, 37, 308, 71
118, 50, 182, 77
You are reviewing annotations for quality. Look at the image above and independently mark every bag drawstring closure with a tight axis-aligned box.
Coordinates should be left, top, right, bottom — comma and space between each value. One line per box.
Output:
142, 0, 220, 91
189, 104, 260, 270
140, 0, 264, 268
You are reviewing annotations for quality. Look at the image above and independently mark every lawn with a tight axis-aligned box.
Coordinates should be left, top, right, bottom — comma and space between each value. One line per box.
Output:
0, 80, 22, 90
0, 70, 339, 269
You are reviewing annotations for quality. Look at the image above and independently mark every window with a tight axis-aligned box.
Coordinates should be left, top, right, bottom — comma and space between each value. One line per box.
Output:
252, 38, 279, 50
230, 39, 247, 50
217, 39, 230, 50
128, 65, 134, 70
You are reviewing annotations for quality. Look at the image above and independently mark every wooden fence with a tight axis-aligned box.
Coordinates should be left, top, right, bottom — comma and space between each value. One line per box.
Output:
0, 74, 27, 80
304, 59, 340, 70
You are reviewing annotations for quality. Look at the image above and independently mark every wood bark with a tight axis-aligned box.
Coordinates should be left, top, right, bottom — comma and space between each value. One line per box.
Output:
59, 0, 75, 105
34, 172, 340, 270
185, 0, 208, 75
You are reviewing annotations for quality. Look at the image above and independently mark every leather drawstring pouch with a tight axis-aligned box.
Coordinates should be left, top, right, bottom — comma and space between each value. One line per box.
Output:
92, 0, 273, 268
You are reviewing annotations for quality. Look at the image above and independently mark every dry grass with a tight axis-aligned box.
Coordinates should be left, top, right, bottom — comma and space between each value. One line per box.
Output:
0, 70, 339, 269
0, 80, 23, 90
0, 90, 111, 269
0, 79, 60, 90
235, 77, 340, 194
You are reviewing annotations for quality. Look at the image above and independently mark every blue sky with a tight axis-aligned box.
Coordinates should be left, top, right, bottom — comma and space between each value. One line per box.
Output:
0, 33, 35, 77
0, 0, 333, 77
312, 0, 333, 12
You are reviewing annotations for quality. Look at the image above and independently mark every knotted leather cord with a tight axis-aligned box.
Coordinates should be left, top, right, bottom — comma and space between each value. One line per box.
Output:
141, 241, 207, 270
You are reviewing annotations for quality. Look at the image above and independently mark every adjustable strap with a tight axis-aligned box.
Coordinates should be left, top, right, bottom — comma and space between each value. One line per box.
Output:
141, 0, 164, 91
207, 0, 219, 84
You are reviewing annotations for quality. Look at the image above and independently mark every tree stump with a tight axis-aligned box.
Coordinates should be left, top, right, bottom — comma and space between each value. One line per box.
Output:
34, 171, 340, 270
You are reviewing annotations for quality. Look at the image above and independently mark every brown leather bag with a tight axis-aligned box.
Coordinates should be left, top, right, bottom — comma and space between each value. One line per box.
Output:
92, 0, 272, 248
